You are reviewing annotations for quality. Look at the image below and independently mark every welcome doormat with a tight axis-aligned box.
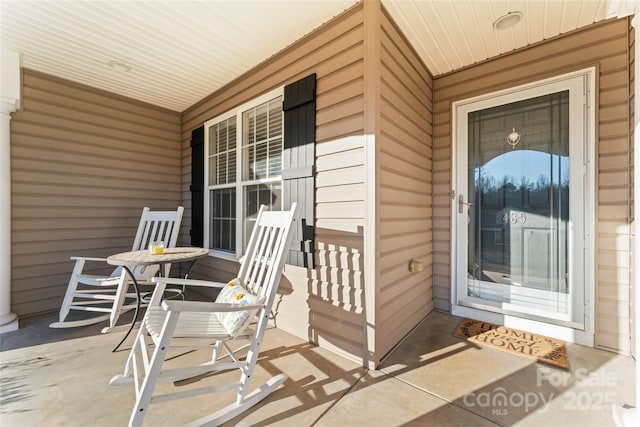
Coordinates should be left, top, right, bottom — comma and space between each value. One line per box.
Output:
453, 318, 569, 369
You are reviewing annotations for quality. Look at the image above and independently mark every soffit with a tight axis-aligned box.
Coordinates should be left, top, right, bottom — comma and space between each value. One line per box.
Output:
0, 1, 625, 112
382, 0, 612, 77
0, 0, 358, 112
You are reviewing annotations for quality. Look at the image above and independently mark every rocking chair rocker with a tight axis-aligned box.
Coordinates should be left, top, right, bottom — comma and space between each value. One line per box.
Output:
110, 203, 299, 426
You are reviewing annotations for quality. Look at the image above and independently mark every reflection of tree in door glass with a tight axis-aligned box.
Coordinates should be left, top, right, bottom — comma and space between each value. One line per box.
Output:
468, 91, 569, 296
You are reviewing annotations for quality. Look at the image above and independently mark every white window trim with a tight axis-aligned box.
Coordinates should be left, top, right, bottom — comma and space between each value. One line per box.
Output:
204, 87, 284, 261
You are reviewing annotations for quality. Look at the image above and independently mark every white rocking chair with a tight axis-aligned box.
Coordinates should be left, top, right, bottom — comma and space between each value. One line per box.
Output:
110, 203, 298, 427
50, 206, 184, 332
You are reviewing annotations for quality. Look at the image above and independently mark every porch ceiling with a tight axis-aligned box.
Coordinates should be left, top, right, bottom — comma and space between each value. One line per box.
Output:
0, 0, 619, 112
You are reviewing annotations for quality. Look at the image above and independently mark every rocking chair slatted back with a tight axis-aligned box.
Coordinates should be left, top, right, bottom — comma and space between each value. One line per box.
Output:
133, 208, 183, 252
239, 209, 293, 310
49, 206, 184, 332
111, 203, 299, 427
126, 208, 184, 281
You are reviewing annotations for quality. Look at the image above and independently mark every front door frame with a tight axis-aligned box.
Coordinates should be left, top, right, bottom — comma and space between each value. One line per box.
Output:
450, 67, 596, 347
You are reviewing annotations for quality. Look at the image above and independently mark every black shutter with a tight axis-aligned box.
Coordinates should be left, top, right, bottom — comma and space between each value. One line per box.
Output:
190, 126, 204, 247
283, 74, 316, 268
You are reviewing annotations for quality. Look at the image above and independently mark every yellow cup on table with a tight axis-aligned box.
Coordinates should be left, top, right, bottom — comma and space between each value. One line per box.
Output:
149, 241, 164, 255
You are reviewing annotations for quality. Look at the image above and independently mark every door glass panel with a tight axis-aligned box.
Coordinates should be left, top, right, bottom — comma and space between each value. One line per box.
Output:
467, 91, 569, 314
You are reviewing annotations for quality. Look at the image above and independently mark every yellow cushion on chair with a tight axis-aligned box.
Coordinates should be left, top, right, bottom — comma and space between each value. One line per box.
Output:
214, 278, 264, 335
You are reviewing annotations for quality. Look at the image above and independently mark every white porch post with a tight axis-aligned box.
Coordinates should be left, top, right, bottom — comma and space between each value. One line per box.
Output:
624, 12, 640, 426
0, 49, 21, 332
631, 10, 640, 425
610, 1, 640, 425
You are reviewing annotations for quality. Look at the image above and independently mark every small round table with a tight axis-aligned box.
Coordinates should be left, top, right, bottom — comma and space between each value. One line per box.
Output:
107, 247, 209, 351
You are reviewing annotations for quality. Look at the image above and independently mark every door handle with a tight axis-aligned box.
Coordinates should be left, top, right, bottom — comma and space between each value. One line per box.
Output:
458, 195, 473, 214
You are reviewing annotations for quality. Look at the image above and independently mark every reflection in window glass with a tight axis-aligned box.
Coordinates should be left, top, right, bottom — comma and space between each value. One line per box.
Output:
243, 183, 281, 251
242, 98, 283, 181
204, 92, 283, 257
467, 90, 569, 296
208, 117, 236, 185
210, 188, 236, 253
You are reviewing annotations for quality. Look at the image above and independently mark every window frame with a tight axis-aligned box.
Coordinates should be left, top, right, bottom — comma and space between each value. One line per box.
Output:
203, 87, 284, 260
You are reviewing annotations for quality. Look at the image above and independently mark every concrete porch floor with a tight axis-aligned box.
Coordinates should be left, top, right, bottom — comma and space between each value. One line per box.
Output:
0, 310, 635, 426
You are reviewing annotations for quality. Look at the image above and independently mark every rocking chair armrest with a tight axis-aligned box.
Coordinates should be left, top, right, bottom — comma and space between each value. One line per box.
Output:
70, 256, 109, 262
161, 300, 264, 313
152, 277, 227, 289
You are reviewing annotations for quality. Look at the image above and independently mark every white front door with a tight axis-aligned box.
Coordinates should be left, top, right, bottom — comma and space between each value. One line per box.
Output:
452, 69, 595, 344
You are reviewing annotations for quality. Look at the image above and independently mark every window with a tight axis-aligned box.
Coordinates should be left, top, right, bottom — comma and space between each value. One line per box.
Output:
193, 74, 316, 266
204, 89, 284, 258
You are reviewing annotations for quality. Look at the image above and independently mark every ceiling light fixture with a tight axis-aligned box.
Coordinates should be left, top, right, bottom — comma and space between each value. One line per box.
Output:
107, 60, 132, 72
493, 11, 523, 30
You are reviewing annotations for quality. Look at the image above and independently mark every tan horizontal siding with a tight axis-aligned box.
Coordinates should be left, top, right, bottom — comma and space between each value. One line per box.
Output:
11, 69, 182, 317
306, 294, 366, 359
316, 147, 365, 172
316, 182, 365, 204
432, 18, 631, 353
181, 6, 365, 130
21, 72, 179, 125
180, 4, 368, 365
596, 20, 632, 354
375, 7, 433, 362
316, 164, 364, 188
11, 131, 179, 168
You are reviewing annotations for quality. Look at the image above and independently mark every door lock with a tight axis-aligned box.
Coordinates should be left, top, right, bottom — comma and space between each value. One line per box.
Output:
458, 195, 473, 213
